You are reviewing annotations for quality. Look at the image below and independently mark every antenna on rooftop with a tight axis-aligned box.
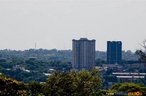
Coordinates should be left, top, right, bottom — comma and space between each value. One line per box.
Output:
85, 31, 89, 38
35, 42, 37, 49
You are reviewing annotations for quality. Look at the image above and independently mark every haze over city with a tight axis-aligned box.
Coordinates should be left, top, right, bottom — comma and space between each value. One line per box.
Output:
0, 0, 146, 51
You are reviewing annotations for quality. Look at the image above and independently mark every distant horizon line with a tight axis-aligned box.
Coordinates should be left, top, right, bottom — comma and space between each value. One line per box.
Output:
0, 48, 137, 52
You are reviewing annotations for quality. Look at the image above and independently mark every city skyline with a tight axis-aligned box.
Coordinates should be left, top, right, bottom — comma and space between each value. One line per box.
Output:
0, 0, 146, 51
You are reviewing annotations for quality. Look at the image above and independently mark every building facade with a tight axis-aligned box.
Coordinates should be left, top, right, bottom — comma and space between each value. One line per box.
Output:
72, 38, 95, 71
107, 41, 122, 64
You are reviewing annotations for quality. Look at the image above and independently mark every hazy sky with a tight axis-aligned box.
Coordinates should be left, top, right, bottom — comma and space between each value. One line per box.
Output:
0, 0, 146, 51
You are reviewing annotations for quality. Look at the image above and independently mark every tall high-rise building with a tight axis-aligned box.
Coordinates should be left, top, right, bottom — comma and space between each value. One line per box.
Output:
107, 41, 122, 64
72, 38, 95, 71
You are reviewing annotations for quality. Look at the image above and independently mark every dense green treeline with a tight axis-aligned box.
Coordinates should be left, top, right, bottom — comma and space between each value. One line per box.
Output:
0, 48, 145, 95
0, 49, 140, 83
0, 70, 146, 96
0, 49, 138, 62
0, 57, 72, 82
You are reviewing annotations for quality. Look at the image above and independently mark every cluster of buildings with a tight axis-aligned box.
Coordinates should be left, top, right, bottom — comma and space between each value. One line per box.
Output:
72, 38, 122, 71
72, 38, 146, 85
